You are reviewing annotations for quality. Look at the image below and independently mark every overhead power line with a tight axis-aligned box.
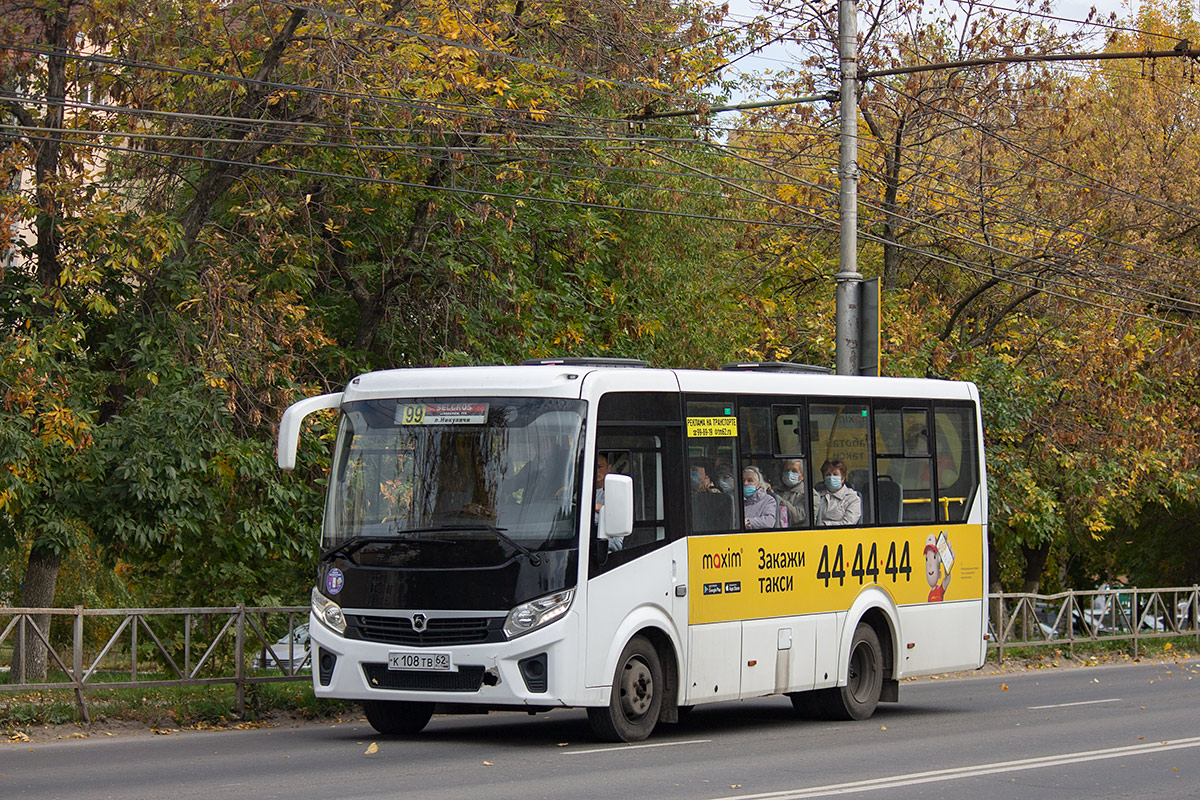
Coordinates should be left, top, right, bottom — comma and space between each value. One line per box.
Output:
859, 46, 1200, 80
633, 45, 1200, 120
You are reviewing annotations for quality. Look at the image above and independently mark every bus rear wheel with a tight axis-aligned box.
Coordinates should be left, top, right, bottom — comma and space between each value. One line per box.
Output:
588, 635, 663, 742
825, 622, 884, 721
362, 700, 435, 735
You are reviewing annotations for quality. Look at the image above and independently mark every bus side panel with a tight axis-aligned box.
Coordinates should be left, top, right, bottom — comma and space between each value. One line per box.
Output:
685, 621, 741, 704
896, 600, 986, 676
815, 612, 841, 689
583, 540, 687, 693
739, 616, 817, 698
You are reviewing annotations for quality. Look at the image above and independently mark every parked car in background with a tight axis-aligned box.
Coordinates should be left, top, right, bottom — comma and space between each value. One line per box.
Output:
253, 623, 310, 671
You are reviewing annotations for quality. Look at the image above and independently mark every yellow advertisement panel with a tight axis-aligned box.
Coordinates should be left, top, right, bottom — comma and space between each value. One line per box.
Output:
687, 524, 984, 624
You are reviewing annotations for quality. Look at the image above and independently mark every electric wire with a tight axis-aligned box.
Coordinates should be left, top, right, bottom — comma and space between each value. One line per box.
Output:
688, 138, 1200, 313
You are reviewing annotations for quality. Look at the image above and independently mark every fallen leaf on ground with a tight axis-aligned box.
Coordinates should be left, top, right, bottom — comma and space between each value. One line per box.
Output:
365, 742, 378, 755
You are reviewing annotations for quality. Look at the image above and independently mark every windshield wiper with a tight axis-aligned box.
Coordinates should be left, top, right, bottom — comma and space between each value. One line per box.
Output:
320, 533, 452, 562
442, 524, 542, 566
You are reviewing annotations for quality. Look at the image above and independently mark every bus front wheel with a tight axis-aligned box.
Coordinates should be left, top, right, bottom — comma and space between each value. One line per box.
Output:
825, 622, 884, 721
588, 635, 663, 742
362, 700, 435, 735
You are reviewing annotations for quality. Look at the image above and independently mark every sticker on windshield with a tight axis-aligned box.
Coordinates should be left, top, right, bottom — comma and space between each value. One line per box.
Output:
326, 568, 344, 595
687, 416, 738, 438
396, 403, 489, 426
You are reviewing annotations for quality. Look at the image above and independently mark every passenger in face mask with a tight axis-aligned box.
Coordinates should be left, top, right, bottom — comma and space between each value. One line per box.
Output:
715, 465, 736, 494
775, 458, 809, 528
815, 459, 862, 526
690, 464, 719, 494
742, 466, 779, 529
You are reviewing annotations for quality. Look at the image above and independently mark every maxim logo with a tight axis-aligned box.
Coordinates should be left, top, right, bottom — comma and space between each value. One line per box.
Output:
702, 548, 742, 570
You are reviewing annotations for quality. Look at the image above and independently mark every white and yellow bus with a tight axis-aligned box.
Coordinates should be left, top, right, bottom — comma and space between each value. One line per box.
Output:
277, 359, 987, 741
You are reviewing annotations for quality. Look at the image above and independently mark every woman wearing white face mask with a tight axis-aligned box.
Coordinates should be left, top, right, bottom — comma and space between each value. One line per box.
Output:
815, 459, 862, 526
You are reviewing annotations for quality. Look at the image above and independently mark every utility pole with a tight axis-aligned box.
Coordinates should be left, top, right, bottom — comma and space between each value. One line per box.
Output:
835, 0, 862, 376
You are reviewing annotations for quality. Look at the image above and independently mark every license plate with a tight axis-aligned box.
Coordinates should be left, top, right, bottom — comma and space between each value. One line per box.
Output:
388, 651, 455, 672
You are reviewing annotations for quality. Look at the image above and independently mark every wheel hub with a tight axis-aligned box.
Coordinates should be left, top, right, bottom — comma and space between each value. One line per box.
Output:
619, 657, 654, 719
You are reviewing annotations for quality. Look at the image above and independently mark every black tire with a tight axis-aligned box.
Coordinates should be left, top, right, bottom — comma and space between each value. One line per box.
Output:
825, 622, 884, 721
362, 700, 435, 735
587, 635, 663, 742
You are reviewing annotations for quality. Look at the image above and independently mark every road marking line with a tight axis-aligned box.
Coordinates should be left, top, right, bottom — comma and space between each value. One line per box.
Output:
1028, 698, 1122, 710
561, 738, 712, 755
711, 735, 1200, 800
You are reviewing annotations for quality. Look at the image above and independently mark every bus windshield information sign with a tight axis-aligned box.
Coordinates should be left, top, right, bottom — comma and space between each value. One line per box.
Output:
396, 403, 489, 425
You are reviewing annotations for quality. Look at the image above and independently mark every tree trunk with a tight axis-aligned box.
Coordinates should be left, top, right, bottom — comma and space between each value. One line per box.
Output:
880, 125, 903, 289
10, 548, 63, 683
1019, 542, 1051, 595
30, 5, 70, 296
178, 7, 307, 250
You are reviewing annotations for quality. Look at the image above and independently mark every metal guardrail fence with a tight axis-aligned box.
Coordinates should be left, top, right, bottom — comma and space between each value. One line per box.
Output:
988, 586, 1200, 662
0, 605, 309, 722
2, 589, 1197, 722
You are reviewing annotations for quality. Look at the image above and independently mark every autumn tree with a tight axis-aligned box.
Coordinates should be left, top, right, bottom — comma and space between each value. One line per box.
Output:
1, 0, 759, 668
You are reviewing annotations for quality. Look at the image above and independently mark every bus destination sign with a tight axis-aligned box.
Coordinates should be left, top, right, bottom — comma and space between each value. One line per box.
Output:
396, 402, 489, 426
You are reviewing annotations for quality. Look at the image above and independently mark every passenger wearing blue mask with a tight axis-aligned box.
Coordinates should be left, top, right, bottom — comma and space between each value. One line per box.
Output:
775, 458, 809, 528
815, 459, 862, 526
690, 464, 718, 494
715, 465, 737, 494
742, 466, 778, 529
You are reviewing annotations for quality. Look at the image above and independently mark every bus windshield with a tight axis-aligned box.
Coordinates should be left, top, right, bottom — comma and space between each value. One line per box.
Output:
323, 397, 585, 553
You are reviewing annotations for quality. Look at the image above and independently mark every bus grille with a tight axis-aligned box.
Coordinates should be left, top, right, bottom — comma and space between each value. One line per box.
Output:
362, 664, 485, 692
346, 614, 499, 646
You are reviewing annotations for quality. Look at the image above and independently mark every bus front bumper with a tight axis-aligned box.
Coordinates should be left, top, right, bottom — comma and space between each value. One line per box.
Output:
306, 610, 585, 708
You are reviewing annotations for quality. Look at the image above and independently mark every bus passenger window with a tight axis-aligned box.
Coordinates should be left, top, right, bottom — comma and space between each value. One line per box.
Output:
773, 407, 804, 456
689, 455, 737, 532
934, 407, 979, 522
875, 407, 933, 524
809, 403, 873, 525
739, 406, 772, 455
595, 437, 667, 549
686, 400, 738, 533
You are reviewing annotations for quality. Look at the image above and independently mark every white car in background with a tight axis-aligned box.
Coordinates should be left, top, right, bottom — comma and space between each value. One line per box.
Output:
253, 623, 311, 671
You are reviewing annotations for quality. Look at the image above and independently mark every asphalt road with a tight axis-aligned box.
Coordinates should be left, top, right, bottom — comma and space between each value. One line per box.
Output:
5, 658, 1199, 800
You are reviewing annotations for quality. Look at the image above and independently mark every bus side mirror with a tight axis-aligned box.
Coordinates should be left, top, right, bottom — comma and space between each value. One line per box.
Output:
277, 392, 343, 470
600, 474, 634, 540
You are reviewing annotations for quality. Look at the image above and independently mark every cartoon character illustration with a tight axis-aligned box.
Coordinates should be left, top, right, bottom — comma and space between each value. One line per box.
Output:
924, 532, 954, 601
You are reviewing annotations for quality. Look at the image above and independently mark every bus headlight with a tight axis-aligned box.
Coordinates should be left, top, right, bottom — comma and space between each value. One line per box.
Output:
312, 587, 346, 634
503, 589, 574, 639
